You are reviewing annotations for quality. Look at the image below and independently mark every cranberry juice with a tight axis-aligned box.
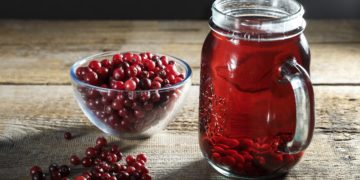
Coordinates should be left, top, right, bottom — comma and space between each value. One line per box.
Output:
199, 30, 313, 177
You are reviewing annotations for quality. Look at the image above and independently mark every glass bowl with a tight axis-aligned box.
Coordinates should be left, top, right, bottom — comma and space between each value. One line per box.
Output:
70, 51, 192, 139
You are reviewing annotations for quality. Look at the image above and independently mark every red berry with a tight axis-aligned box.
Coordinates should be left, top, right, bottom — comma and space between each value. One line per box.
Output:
106, 152, 118, 163
126, 65, 138, 77
113, 53, 123, 61
151, 81, 162, 89
85, 147, 97, 158
113, 67, 125, 80
126, 155, 136, 165
89, 60, 102, 71
111, 80, 125, 90
136, 153, 148, 163
59, 165, 70, 177
144, 59, 156, 71
49, 163, 59, 172
123, 52, 133, 62
74, 176, 87, 180
127, 166, 136, 174
124, 79, 137, 91
82, 157, 93, 167
70, 155, 81, 165
64, 132, 72, 140
83, 70, 99, 85
101, 59, 112, 68
96, 136, 107, 147
141, 173, 152, 180
32, 172, 46, 180
30, 166, 42, 176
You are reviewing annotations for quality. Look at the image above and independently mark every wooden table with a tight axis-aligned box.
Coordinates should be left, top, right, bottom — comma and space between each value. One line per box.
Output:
0, 20, 359, 179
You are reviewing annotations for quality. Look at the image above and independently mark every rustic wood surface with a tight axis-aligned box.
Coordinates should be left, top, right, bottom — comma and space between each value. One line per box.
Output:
0, 20, 359, 179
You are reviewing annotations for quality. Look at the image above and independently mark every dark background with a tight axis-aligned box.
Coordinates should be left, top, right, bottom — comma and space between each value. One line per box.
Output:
0, 0, 359, 19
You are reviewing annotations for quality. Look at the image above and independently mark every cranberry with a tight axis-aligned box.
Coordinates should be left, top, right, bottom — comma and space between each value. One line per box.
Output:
111, 80, 125, 90
150, 81, 162, 89
59, 165, 70, 177
49, 163, 59, 172
70, 155, 81, 165
83, 70, 99, 85
96, 136, 107, 147
139, 78, 151, 89
85, 147, 98, 158
141, 173, 152, 180
113, 67, 125, 80
116, 171, 130, 179
123, 52, 133, 62
126, 65, 138, 77
144, 59, 156, 71
82, 157, 93, 167
89, 60, 102, 71
124, 79, 137, 91
101, 59, 112, 69
64, 132, 72, 140
32, 172, 46, 180
113, 53, 123, 61
106, 152, 118, 163
136, 153, 148, 163
134, 109, 145, 118
74, 176, 87, 180
127, 166, 136, 174
125, 155, 136, 165
30, 166, 42, 176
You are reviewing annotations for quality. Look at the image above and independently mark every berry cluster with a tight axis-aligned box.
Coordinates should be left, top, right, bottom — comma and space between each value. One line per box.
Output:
202, 136, 303, 177
75, 52, 186, 134
30, 136, 151, 180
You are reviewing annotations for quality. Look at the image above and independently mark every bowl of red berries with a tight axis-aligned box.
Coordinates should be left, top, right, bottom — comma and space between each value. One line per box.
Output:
70, 51, 191, 138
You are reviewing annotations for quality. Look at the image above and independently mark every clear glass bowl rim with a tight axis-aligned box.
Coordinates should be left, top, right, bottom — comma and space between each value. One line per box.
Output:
70, 51, 192, 93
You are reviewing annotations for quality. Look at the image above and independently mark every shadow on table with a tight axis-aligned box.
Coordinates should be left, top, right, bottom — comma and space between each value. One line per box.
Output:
157, 158, 289, 180
0, 125, 147, 179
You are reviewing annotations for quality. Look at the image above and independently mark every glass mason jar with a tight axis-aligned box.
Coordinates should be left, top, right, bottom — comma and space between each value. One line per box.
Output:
199, 0, 315, 179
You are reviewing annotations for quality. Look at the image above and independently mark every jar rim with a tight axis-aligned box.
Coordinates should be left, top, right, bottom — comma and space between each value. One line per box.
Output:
212, 0, 304, 25
211, 0, 306, 41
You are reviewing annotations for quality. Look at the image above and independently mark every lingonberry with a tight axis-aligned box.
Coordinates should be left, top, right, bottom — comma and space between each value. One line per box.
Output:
64, 132, 72, 140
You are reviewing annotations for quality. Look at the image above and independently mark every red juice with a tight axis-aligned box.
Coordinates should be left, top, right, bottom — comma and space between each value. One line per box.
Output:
199, 29, 314, 177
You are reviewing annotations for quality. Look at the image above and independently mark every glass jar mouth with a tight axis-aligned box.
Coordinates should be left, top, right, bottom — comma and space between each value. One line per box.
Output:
211, 0, 306, 41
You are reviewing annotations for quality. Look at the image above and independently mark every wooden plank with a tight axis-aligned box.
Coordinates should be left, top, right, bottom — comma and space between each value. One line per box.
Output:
0, 85, 359, 179
0, 43, 359, 85
0, 20, 359, 45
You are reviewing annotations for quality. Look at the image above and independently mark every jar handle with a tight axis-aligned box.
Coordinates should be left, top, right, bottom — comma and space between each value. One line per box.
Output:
277, 59, 314, 154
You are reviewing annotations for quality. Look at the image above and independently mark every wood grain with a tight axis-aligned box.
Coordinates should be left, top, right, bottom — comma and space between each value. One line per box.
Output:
0, 43, 359, 85
0, 20, 359, 45
0, 85, 359, 179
